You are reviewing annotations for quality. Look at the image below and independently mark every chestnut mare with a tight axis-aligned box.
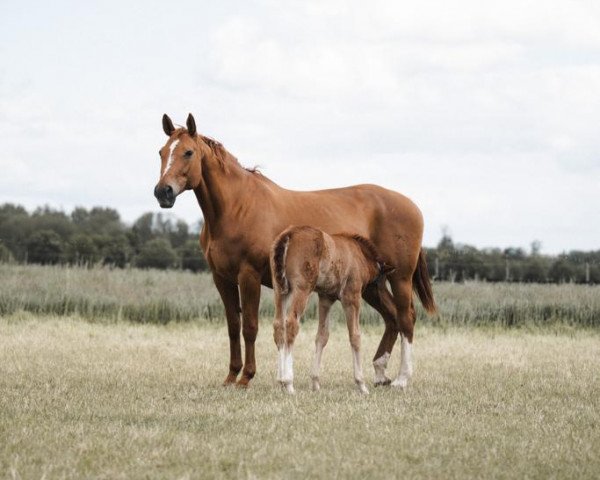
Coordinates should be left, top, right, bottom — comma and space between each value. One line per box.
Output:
154, 113, 436, 388
271, 226, 396, 394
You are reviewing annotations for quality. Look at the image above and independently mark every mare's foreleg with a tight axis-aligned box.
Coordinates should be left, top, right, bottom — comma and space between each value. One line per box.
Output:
213, 273, 242, 386
311, 295, 333, 391
237, 267, 262, 388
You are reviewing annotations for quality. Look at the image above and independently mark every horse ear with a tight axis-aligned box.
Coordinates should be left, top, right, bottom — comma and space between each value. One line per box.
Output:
186, 113, 197, 137
162, 114, 175, 136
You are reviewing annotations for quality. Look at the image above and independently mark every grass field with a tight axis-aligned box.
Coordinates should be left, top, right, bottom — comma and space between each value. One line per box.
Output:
1, 264, 599, 327
1, 313, 599, 479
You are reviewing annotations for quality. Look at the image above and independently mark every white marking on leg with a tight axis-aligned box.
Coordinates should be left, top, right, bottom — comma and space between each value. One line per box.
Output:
161, 139, 179, 178
352, 347, 369, 395
276, 347, 285, 382
373, 351, 391, 385
392, 336, 413, 389
281, 345, 294, 394
311, 341, 324, 391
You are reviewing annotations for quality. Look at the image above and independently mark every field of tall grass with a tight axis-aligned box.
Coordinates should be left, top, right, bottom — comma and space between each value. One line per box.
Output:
2, 264, 599, 478
1, 264, 599, 327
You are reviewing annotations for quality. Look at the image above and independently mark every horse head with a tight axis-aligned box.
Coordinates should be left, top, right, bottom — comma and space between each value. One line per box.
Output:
154, 113, 204, 208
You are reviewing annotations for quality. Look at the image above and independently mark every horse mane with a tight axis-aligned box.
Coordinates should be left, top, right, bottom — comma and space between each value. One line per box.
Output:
336, 233, 383, 265
173, 128, 260, 175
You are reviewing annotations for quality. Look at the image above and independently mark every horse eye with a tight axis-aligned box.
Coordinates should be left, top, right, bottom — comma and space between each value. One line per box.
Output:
184, 150, 193, 157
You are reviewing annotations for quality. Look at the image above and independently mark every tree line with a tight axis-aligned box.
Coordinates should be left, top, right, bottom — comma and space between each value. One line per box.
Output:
0, 204, 207, 271
0, 203, 598, 283
424, 235, 599, 284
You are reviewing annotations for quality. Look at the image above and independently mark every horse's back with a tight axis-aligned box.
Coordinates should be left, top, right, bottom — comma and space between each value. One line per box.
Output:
284, 184, 424, 272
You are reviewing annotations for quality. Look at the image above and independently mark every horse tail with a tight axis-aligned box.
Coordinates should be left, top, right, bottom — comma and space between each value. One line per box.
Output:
413, 249, 437, 314
271, 231, 291, 295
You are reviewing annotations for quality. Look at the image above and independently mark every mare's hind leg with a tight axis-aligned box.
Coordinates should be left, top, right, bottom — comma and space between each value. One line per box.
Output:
280, 288, 311, 394
311, 295, 333, 391
388, 276, 416, 389
362, 283, 398, 386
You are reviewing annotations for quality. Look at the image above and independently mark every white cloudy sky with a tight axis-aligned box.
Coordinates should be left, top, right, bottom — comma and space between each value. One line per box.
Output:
1, 0, 599, 253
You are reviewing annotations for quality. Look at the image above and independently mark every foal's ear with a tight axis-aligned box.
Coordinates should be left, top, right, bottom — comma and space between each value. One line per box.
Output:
186, 113, 197, 137
381, 263, 396, 275
162, 114, 175, 136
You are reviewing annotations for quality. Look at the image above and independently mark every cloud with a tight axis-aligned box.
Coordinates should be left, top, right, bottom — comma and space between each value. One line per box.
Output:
1, 0, 599, 253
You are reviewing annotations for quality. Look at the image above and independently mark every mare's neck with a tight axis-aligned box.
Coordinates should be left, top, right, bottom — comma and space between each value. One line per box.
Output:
193, 148, 261, 237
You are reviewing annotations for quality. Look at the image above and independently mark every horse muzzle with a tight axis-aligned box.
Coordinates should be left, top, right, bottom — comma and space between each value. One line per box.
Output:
154, 184, 176, 208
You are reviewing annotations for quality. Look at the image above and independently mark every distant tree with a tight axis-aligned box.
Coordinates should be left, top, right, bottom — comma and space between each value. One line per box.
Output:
26, 230, 65, 264
504, 247, 526, 260
0, 204, 31, 260
30, 206, 74, 240
522, 257, 548, 283
67, 234, 99, 265
548, 257, 575, 283
72, 207, 123, 236
0, 242, 14, 263
93, 234, 132, 268
179, 239, 208, 272
131, 212, 155, 250
169, 220, 190, 249
135, 238, 177, 269
530, 240, 542, 256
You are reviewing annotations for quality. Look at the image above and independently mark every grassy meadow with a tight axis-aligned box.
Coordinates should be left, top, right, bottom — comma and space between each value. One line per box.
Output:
1, 263, 599, 327
1, 315, 599, 479
1, 264, 599, 478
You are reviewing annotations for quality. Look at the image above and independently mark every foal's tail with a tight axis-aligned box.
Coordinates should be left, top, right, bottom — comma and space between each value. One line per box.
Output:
413, 249, 437, 314
271, 231, 291, 294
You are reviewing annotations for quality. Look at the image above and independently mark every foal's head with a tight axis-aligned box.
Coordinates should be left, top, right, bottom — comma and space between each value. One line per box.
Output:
154, 113, 206, 208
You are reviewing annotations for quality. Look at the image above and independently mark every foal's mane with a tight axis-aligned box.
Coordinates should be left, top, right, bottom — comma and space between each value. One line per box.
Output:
173, 128, 260, 174
336, 233, 384, 265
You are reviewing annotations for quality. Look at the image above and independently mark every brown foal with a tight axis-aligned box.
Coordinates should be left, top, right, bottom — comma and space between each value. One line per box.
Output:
271, 226, 394, 394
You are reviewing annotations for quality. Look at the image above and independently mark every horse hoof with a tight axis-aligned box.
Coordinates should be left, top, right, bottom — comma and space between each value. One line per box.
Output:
222, 373, 238, 386
391, 377, 408, 389
280, 381, 295, 394
374, 378, 392, 387
236, 377, 251, 388
358, 384, 370, 395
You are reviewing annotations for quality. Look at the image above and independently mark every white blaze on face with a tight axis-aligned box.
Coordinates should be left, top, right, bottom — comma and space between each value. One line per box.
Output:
161, 139, 180, 178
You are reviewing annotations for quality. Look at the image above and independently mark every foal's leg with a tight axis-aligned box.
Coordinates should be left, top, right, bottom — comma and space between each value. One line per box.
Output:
311, 295, 333, 391
280, 288, 311, 394
342, 298, 369, 394
273, 288, 287, 383
363, 283, 398, 386
388, 276, 416, 389
213, 273, 242, 386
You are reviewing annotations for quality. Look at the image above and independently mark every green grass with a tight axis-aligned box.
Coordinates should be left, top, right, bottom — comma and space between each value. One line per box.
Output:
1, 314, 599, 479
1, 264, 599, 327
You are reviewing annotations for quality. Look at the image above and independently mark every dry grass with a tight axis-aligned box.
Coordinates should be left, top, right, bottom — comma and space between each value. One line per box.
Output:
1, 314, 599, 479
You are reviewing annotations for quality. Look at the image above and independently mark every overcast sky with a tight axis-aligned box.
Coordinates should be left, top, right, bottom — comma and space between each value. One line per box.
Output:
1, 0, 599, 253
